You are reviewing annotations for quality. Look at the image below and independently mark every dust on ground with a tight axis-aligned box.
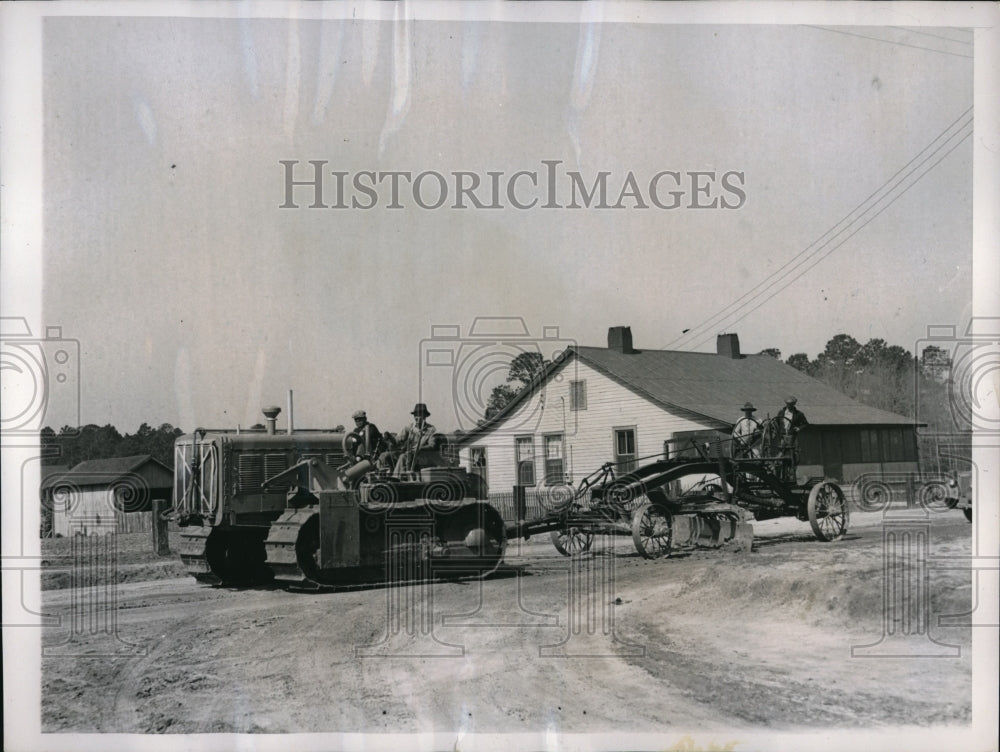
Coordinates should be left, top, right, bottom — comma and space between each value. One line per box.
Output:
40, 510, 973, 733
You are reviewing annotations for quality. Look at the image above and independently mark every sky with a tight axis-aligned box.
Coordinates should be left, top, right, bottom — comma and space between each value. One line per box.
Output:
23, 9, 983, 434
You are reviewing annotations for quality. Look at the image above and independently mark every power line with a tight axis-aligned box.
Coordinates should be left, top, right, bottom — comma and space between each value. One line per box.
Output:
662, 107, 973, 351
889, 27, 974, 46
683, 123, 972, 352
803, 25, 974, 59
682, 120, 972, 351
685, 116, 973, 349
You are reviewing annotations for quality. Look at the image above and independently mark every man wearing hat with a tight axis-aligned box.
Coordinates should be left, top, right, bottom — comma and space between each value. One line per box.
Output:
394, 403, 437, 474
347, 409, 383, 462
776, 396, 808, 464
732, 402, 761, 458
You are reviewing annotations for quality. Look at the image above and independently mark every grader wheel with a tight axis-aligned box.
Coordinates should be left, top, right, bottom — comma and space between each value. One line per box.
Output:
807, 482, 848, 542
550, 527, 594, 557
631, 502, 673, 559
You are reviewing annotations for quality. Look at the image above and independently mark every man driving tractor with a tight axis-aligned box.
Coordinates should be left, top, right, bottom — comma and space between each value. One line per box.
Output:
393, 403, 438, 474
346, 410, 383, 462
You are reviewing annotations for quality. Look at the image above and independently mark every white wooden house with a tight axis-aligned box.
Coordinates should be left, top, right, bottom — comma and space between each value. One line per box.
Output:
456, 327, 917, 503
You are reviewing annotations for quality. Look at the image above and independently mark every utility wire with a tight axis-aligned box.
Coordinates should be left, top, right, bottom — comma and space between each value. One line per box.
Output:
889, 27, 974, 46
663, 106, 973, 351
683, 123, 973, 352
803, 25, 974, 59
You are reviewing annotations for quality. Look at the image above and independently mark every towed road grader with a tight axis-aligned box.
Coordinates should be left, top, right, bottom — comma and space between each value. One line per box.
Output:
512, 421, 851, 559
173, 406, 506, 588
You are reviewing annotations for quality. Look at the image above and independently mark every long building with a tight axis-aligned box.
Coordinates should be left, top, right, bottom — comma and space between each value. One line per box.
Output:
456, 327, 917, 498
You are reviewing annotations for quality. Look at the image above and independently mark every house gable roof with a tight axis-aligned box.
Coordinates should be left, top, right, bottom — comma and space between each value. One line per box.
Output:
41, 455, 173, 489
457, 344, 914, 444
573, 346, 914, 426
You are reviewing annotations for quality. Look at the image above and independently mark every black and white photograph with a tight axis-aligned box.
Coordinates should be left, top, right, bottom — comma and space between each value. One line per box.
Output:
1, 2, 998, 750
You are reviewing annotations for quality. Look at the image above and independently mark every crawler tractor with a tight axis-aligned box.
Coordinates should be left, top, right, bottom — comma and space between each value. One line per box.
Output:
173, 406, 506, 588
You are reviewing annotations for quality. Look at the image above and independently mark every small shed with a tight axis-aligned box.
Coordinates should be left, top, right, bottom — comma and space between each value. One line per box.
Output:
39, 465, 70, 537
42, 455, 173, 536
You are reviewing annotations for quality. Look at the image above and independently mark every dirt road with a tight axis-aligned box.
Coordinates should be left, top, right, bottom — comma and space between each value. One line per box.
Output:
41, 511, 973, 734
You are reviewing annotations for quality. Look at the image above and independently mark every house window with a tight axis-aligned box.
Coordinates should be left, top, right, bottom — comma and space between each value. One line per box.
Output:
515, 437, 535, 486
544, 435, 564, 484
469, 446, 488, 487
569, 380, 587, 411
614, 428, 637, 473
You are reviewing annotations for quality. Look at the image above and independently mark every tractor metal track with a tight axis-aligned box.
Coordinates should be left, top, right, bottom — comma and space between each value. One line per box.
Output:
263, 504, 507, 591
263, 509, 317, 587
177, 525, 221, 585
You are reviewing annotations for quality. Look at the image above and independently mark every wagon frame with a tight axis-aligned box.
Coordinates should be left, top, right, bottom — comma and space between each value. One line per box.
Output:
506, 429, 849, 559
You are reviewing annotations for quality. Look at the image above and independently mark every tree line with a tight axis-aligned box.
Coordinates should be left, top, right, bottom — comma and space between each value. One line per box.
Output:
41, 423, 183, 469
767, 334, 958, 433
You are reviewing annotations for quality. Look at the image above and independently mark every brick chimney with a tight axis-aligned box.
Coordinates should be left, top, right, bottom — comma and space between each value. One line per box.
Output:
608, 326, 635, 354
716, 333, 741, 359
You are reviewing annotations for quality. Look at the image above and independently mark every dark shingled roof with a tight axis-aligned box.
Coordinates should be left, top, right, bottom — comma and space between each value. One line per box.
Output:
458, 343, 914, 444
41, 465, 70, 479
573, 346, 914, 427
41, 455, 171, 489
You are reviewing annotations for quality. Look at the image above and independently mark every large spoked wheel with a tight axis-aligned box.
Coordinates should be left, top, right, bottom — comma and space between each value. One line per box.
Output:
550, 527, 594, 557
807, 482, 848, 542
631, 502, 673, 559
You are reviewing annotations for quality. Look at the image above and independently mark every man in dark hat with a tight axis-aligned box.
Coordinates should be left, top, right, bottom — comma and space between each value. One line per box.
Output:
776, 396, 808, 465
346, 409, 383, 462
394, 403, 437, 474
732, 402, 761, 458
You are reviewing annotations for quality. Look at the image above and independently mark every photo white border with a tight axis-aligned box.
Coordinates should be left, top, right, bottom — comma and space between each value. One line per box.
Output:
2, 2, 997, 751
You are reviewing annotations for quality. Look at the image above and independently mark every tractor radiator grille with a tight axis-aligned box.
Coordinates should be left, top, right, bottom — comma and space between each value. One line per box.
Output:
237, 454, 263, 493
264, 453, 290, 489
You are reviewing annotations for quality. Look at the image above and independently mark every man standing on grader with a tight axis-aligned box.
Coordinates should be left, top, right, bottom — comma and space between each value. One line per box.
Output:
776, 395, 808, 463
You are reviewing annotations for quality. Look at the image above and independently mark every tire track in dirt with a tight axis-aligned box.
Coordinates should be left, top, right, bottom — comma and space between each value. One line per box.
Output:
109, 605, 212, 731
48, 517, 973, 732
354, 570, 750, 732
